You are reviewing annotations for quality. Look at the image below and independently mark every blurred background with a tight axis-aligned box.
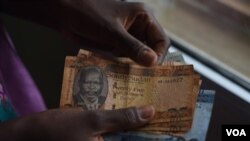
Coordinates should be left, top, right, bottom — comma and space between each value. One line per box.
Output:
130, 0, 250, 92
129, 1, 250, 140
1, 0, 250, 140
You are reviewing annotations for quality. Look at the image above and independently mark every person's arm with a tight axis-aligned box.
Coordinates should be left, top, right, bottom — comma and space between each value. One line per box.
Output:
0, 0, 170, 66
0, 106, 155, 141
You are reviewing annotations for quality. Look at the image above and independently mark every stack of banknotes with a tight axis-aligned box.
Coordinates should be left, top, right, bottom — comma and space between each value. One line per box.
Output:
60, 49, 215, 140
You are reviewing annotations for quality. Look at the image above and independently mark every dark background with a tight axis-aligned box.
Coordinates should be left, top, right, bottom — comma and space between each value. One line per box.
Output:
1, 14, 78, 108
1, 14, 250, 141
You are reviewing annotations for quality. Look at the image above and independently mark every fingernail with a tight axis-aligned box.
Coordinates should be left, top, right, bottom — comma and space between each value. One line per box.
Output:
137, 105, 155, 120
156, 53, 164, 65
138, 48, 157, 66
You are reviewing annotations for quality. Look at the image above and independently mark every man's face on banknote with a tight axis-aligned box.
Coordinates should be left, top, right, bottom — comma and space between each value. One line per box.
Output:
81, 71, 102, 97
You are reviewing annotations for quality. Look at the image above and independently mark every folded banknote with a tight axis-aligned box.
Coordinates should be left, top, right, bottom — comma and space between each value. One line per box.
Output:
104, 90, 215, 141
60, 49, 201, 134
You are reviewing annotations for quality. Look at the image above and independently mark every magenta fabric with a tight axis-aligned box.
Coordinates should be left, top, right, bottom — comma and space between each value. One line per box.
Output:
0, 20, 46, 116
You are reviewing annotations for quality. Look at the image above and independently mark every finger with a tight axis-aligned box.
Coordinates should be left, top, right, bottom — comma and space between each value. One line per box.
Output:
113, 29, 158, 66
61, 30, 115, 55
89, 105, 155, 135
127, 14, 148, 44
62, 27, 157, 66
126, 2, 171, 64
146, 16, 171, 64
127, 13, 167, 64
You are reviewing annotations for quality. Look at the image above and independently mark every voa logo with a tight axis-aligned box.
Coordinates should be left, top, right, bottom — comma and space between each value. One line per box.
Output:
226, 129, 246, 136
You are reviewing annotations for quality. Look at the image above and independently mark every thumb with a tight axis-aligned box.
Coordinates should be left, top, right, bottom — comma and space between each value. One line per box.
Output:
113, 31, 158, 66
91, 105, 155, 135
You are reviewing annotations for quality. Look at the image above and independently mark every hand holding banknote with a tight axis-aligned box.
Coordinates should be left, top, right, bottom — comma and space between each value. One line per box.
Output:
0, 106, 154, 141
0, 0, 171, 140
60, 0, 170, 66
60, 49, 201, 135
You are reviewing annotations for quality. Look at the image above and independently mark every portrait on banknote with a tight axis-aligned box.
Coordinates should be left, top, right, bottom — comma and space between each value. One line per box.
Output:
73, 66, 108, 110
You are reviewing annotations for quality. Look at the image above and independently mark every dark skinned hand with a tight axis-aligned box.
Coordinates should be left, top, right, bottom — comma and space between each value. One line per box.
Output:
60, 0, 170, 66
0, 106, 155, 141
1, 0, 170, 66
0, 0, 166, 140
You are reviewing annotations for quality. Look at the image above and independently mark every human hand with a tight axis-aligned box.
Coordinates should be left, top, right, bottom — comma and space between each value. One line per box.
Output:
60, 0, 170, 66
0, 0, 170, 66
0, 106, 155, 141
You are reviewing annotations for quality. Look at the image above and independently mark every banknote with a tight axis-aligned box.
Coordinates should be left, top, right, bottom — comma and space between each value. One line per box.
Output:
60, 49, 200, 133
76, 49, 184, 66
138, 75, 201, 133
164, 51, 185, 63
76, 50, 199, 134
104, 90, 215, 141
